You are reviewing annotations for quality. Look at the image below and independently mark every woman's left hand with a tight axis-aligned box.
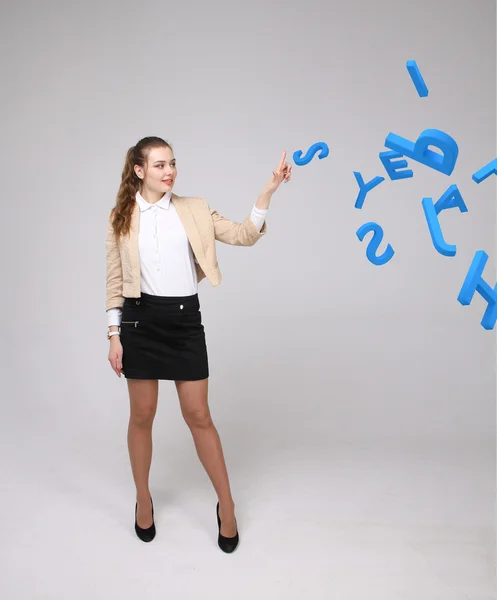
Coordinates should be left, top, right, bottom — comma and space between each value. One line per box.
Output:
262, 151, 292, 195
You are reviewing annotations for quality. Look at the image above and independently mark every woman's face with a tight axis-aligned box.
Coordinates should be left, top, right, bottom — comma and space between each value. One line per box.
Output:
136, 146, 177, 194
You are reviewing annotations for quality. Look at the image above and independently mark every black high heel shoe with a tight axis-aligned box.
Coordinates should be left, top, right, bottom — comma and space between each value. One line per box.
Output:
216, 501, 239, 553
135, 496, 156, 542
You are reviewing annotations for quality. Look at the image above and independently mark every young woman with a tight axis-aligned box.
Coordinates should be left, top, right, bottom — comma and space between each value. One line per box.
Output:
106, 136, 291, 551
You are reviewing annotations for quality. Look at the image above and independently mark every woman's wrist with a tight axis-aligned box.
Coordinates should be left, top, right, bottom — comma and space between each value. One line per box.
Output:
107, 325, 121, 341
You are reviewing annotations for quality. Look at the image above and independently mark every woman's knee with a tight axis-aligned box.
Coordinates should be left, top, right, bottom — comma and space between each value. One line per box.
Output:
183, 408, 213, 429
130, 408, 156, 428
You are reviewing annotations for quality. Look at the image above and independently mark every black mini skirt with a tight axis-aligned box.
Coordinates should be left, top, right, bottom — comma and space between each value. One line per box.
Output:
120, 292, 209, 381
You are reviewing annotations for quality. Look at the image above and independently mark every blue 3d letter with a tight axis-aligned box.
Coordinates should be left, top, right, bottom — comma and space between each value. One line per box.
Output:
356, 222, 395, 266
354, 171, 385, 209
384, 128, 459, 176
458, 250, 497, 330
433, 184, 468, 214
379, 150, 414, 180
293, 142, 329, 166
472, 158, 497, 184
406, 60, 429, 97
422, 184, 467, 257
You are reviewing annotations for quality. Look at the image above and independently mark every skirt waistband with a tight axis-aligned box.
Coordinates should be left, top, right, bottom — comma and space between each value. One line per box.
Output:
124, 292, 199, 308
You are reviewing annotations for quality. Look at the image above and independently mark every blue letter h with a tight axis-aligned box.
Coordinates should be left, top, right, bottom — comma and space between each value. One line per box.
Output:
458, 250, 497, 330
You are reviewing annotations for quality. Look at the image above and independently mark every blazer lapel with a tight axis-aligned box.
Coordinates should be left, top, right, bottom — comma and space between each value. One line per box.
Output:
128, 200, 140, 275
171, 194, 205, 262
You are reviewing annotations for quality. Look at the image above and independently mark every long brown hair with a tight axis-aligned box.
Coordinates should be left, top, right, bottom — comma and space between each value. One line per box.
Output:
110, 136, 173, 239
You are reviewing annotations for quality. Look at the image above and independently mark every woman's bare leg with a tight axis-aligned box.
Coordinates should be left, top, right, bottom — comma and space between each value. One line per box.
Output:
175, 378, 237, 537
127, 378, 159, 529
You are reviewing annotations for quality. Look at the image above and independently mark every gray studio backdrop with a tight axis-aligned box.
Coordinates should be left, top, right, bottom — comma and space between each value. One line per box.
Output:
0, 0, 494, 581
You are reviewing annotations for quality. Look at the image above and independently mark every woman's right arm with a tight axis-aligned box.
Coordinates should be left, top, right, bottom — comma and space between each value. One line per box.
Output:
105, 212, 125, 313
106, 213, 124, 376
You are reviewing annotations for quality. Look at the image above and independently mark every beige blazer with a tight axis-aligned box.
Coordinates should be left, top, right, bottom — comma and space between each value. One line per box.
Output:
106, 193, 268, 311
